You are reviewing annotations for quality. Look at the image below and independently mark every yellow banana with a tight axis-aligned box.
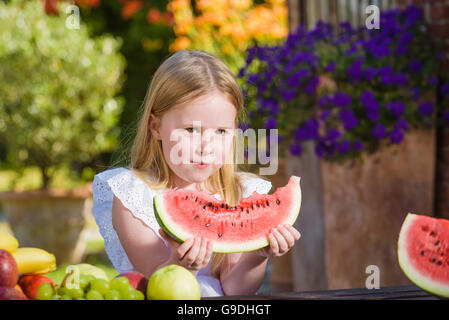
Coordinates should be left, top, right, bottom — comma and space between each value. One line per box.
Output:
0, 231, 19, 253
12, 247, 57, 275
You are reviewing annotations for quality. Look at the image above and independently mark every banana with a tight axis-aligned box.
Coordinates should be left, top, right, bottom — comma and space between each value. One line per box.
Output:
0, 231, 19, 253
12, 247, 57, 275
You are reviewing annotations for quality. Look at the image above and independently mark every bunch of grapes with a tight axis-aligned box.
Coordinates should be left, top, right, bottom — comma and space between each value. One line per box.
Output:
36, 275, 145, 300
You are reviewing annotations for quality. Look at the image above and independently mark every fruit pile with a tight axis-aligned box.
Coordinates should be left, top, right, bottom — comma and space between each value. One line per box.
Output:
1, 231, 202, 300
0, 231, 56, 300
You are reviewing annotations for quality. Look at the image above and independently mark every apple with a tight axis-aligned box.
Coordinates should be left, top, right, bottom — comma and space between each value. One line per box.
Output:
147, 265, 201, 300
18, 274, 57, 300
116, 271, 148, 295
0, 249, 19, 287
0, 286, 28, 300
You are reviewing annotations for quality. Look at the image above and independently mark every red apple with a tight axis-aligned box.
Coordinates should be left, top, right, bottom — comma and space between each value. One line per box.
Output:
0, 286, 28, 300
116, 271, 148, 294
18, 274, 57, 300
0, 249, 19, 287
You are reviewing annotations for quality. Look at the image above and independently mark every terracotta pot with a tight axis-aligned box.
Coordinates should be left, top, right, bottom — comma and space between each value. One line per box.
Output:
0, 185, 93, 264
287, 129, 436, 290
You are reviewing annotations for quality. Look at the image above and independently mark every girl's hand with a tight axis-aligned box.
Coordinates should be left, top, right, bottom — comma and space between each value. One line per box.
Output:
158, 228, 214, 273
256, 224, 301, 258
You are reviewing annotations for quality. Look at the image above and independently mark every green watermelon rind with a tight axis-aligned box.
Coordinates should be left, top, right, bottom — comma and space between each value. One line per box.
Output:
397, 213, 449, 299
153, 176, 302, 253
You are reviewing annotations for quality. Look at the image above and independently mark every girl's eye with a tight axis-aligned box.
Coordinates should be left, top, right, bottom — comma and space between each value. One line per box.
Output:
185, 127, 198, 133
217, 129, 227, 135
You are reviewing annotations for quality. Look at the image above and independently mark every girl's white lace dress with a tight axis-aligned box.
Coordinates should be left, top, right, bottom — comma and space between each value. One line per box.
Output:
91, 167, 272, 297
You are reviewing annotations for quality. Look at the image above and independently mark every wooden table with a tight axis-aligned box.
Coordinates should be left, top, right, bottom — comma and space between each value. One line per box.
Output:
206, 285, 440, 300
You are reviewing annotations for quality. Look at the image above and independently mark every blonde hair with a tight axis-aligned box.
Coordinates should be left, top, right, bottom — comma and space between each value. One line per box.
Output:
124, 50, 263, 279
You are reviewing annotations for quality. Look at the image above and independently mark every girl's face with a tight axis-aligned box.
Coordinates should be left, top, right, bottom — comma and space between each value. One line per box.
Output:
150, 91, 237, 190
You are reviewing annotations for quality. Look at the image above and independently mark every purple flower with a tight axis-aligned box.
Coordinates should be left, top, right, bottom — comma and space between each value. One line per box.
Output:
305, 76, 320, 94
293, 127, 309, 141
348, 59, 363, 82
337, 139, 351, 154
353, 141, 363, 152
333, 92, 352, 107
379, 66, 396, 85
264, 117, 277, 130
418, 101, 434, 117
388, 101, 405, 117
395, 73, 408, 86
409, 60, 422, 73
440, 83, 449, 97
429, 76, 438, 86
289, 143, 303, 156
325, 61, 336, 72
389, 128, 404, 144
282, 90, 296, 102
395, 118, 409, 131
304, 118, 319, 139
325, 128, 342, 141
363, 67, 378, 81
339, 109, 358, 130
238, 122, 249, 132
410, 87, 420, 100
372, 124, 387, 139
319, 110, 331, 121
360, 90, 377, 109
318, 95, 331, 108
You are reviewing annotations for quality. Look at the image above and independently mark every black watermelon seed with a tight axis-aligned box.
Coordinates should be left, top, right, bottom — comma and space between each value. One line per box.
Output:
421, 251, 425, 256
266, 200, 269, 206
246, 209, 249, 214
231, 222, 234, 227
221, 203, 224, 208
195, 197, 198, 202
203, 205, 206, 209
185, 195, 188, 200
435, 241, 440, 246
240, 207, 243, 212
251, 205, 254, 210
256, 203, 260, 208
215, 206, 218, 211
226, 204, 229, 210
206, 223, 211, 227
430, 231, 436, 236
437, 261, 442, 266
194, 215, 199, 220
240, 222, 243, 227
218, 232, 222, 237
432, 258, 436, 263
276, 199, 280, 205
208, 202, 212, 207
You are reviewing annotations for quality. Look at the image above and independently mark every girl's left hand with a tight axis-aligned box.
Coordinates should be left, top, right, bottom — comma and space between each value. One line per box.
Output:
256, 224, 301, 258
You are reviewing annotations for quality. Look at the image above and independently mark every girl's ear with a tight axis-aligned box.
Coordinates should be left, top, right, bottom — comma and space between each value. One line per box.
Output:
149, 112, 161, 140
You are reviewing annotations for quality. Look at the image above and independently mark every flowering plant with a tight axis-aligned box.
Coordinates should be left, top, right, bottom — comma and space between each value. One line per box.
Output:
239, 5, 449, 162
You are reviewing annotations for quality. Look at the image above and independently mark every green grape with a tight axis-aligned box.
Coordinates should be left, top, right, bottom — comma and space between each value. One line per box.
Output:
65, 287, 84, 299
60, 294, 72, 300
134, 290, 145, 301
90, 279, 110, 295
120, 289, 140, 300
78, 274, 91, 291
104, 289, 121, 300
86, 290, 104, 300
37, 282, 55, 300
51, 295, 61, 300
110, 277, 130, 291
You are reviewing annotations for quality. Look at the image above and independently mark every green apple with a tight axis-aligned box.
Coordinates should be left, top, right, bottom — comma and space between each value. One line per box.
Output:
147, 265, 201, 300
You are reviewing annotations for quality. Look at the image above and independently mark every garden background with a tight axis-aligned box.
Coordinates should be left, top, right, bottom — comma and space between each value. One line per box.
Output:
0, 0, 448, 293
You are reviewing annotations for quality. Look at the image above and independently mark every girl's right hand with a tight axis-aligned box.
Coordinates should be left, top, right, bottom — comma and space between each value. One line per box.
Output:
158, 228, 214, 273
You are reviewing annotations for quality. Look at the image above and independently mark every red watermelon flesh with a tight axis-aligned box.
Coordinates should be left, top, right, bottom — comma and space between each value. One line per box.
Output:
398, 213, 449, 298
153, 176, 301, 253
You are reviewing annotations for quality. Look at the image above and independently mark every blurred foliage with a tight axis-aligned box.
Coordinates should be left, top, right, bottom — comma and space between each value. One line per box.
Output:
0, 0, 125, 189
168, 0, 288, 74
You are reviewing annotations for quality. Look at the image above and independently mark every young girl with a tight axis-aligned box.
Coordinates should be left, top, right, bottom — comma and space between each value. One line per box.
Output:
92, 50, 301, 297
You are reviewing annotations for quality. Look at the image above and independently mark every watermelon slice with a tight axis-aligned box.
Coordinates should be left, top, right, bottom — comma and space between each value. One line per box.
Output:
153, 176, 301, 253
398, 213, 449, 298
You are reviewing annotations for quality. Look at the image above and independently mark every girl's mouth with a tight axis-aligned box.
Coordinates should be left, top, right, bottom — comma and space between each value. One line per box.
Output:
191, 161, 209, 169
